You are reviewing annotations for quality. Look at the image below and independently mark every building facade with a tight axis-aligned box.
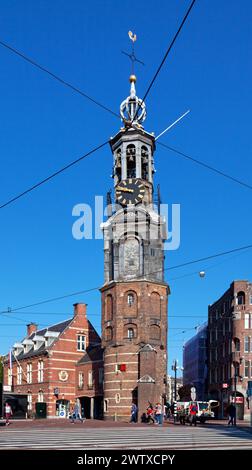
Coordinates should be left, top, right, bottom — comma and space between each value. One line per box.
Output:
208, 280, 252, 420
100, 74, 169, 421
183, 323, 208, 401
3, 303, 101, 418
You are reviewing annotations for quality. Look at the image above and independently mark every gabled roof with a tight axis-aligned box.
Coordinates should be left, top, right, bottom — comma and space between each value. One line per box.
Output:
5, 318, 72, 362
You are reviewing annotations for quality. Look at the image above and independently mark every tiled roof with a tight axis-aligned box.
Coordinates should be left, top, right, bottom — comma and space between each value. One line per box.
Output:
5, 318, 73, 362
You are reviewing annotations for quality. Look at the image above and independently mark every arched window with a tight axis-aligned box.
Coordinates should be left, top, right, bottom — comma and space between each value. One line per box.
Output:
124, 323, 137, 339
237, 291, 245, 305
150, 292, 161, 318
115, 148, 122, 183
105, 294, 113, 322
141, 146, 149, 180
128, 328, 134, 339
128, 293, 134, 306
150, 324, 161, 340
126, 145, 136, 178
105, 326, 113, 342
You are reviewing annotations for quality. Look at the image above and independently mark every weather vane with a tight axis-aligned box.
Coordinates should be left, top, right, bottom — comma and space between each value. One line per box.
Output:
121, 31, 145, 74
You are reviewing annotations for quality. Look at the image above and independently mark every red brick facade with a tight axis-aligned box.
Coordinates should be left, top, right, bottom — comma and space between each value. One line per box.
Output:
101, 280, 169, 421
3, 303, 101, 418
208, 280, 252, 420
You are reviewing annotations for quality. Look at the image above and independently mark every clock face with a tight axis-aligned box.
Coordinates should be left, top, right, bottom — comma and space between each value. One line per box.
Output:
116, 179, 145, 205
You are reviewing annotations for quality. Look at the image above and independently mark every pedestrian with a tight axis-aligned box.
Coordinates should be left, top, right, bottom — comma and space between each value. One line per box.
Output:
5, 402, 12, 426
130, 402, 138, 423
189, 401, 198, 427
154, 402, 163, 426
179, 405, 186, 425
71, 400, 84, 423
146, 403, 155, 424
227, 403, 236, 426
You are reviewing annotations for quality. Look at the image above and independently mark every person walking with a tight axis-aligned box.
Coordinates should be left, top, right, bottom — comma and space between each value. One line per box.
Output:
227, 403, 236, 426
130, 402, 138, 423
179, 405, 186, 425
146, 403, 155, 424
154, 402, 163, 426
71, 400, 84, 423
189, 401, 198, 427
5, 402, 12, 426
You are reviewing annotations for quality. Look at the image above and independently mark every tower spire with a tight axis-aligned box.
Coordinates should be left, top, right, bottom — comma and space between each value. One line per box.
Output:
120, 32, 146, 128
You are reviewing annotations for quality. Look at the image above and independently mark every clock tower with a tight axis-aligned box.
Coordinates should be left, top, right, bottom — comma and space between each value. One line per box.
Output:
100, 73, 169, 421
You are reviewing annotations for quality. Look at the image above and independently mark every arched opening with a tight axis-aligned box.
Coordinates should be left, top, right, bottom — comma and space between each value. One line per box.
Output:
141, 146, 149, 180
150, 324, 161, 340
124, 290, 138, 317
124, 323, 137, 339
115, 148, 122, 183
237, 291, 245, 305
120, 237, 141, 277
150, 292, 161, 318
126, 145, 136, 178
105, 326, 113, 342
105, 294, 113, 322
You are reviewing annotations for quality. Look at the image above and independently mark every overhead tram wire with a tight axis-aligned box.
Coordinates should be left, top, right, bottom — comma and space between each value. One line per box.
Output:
158, 142, 252, 191
0, 140, 109, 210
1, 242, 251, 315
0, 39, 119, 119
0, 2, 196, 211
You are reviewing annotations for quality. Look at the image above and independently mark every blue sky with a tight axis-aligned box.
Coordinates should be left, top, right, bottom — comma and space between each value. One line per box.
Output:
0, 0, 251, 375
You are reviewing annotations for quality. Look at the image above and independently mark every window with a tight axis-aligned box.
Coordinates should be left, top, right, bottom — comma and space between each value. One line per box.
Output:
77, 335, 86, 352
38, 391, 44, 403
38, 360, 44, 383
78, 372, 84, 388
88, 371, 93, 388
7, 368, 12, 387
237, 291, 245, 305
250, 295, 252, 305
27, 363, 32, 384
150, 324, 161, 340
17, 366, 22, 385
245, 336, 250, 353
126, 144, 136, 178
127, 293, 134, 306
150, 248, 155, 257
244, 360, 250, 378
27, 393, 32, 411
98, 368, 104, 384
245, 313, 252, 329
127, 328, 134, 339
234, 338, 240, 352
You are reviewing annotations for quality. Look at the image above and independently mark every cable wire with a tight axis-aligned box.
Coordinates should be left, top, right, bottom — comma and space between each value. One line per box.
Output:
158, 141, 252, 191
1, 242, 251, 314
0, 39, 119, 119
0, 140, 109, 210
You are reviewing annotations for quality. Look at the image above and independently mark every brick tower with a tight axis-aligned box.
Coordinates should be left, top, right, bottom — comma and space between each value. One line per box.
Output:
101, 72, 169, 421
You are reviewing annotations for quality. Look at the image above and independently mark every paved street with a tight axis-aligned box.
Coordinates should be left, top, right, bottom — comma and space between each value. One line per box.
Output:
0, 424, 252, 450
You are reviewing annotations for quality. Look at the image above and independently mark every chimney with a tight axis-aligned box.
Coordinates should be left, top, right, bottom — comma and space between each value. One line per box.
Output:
73, 303, 87, 317
27, 323, 38, 337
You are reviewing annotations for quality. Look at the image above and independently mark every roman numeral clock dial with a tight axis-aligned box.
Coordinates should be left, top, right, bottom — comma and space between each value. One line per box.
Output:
116, 179, 145, 206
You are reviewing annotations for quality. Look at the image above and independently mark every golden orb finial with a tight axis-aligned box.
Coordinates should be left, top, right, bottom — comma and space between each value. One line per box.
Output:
129, 74, 137, 83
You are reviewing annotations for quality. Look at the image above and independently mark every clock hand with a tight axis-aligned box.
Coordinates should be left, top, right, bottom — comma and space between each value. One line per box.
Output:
116, 187, 134, 193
